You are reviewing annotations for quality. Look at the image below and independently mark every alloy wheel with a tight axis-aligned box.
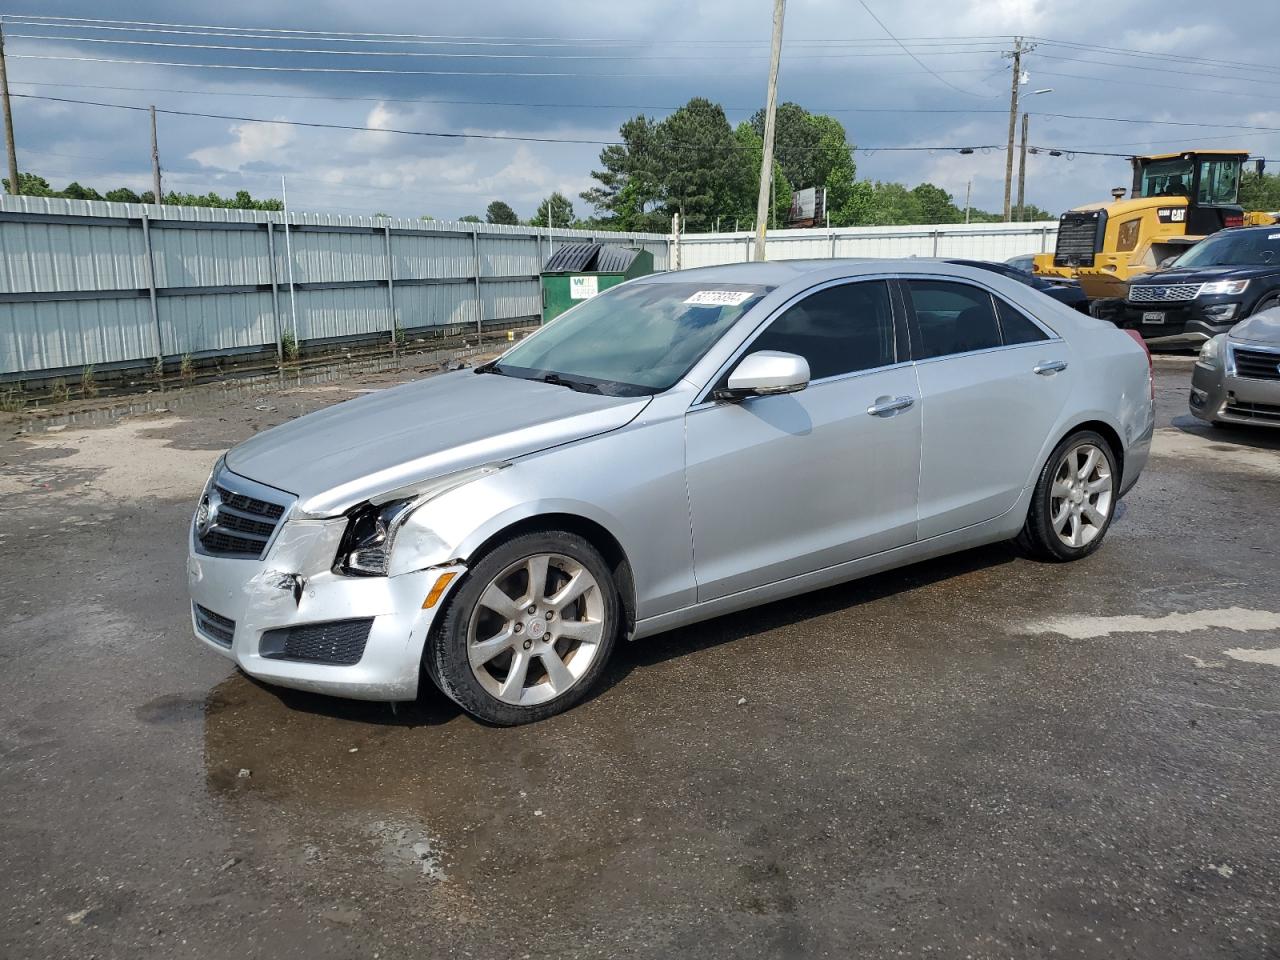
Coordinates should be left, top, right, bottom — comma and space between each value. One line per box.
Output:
1049, 442, 1114, 549
466, 553, 606, 706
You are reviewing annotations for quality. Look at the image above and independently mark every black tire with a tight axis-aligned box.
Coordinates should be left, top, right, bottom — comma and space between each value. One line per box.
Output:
423, 530, 620, 725
1017, 430, 1119, 562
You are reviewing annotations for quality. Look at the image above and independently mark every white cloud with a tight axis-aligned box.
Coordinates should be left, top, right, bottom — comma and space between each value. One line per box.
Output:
188, 121, 296, 171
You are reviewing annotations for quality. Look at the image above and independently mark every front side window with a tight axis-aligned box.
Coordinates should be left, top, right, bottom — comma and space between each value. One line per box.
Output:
746, 280, 896, 381
493, 280, 770, 395
1139, 157, 1194, 198
906, 280, 1002, 359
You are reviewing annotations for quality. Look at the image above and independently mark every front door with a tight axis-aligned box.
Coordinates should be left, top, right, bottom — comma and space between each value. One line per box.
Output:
684, 279, 922, 602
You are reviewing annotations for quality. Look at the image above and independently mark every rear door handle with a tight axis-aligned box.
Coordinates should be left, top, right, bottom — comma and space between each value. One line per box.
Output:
867, 395, 915, 416
1034, 360, 1069, 375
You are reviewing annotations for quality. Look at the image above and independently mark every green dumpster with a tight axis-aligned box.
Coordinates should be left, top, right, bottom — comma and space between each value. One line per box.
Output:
540, 242, 655, 323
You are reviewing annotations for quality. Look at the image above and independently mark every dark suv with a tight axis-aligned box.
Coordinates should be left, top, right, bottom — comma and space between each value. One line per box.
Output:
1118, 226, 1280, 345
945, 259, 1089, 313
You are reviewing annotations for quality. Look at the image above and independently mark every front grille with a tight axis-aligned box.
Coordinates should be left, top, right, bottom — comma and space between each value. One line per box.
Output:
194, 603, 235, 647
1232, 346, 1280, 381
1054, 211, 1105, 268
1129, 283, 1203, 303
195, 468, 293, 560
1225, 399, 1280, 423
259, 619, 374, 666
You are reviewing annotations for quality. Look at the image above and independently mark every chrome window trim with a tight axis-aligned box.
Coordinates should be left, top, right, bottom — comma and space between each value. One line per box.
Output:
691, 273, 904, 407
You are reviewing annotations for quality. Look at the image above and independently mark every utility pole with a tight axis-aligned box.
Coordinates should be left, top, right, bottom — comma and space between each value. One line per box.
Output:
0, 23, 20, 195
964, 180, 972, 224
1016, 112, 1029, 222
1002, 36, 1024, 222
753, 0, 786, 262
280, 175, 299, 350
149, 105, 163, 204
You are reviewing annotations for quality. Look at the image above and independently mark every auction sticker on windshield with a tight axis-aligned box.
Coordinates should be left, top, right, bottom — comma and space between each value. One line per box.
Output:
685, 290, 754, 307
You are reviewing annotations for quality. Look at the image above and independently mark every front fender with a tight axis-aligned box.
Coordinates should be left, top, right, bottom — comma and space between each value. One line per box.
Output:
386, 472, 628, 578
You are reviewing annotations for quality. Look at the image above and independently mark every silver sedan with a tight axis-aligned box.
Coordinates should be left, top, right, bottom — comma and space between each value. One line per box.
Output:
187, 260, 1155, 724
1190, 308, 1280, 428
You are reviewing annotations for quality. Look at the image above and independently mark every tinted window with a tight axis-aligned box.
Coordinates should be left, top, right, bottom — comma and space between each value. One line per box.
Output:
906, 280, 1002, 359
748, 281, 895, 380
995, 297, 1049, 345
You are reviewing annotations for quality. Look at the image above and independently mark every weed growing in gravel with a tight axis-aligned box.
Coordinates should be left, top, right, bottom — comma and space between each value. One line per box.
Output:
80, 364, 99, 398
49, 378, 70, 404
180, 353, 194, 382
281, 331, 300, 363
0, 385, 25, 412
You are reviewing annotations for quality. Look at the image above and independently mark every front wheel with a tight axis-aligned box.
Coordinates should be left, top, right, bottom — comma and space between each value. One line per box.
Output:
1017, 430, 1118, 562
423, 530, 620, 725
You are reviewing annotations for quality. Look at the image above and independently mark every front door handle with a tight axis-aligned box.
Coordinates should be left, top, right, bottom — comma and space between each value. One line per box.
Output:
1034, 360, 1069, 375
867, 395, 915, 416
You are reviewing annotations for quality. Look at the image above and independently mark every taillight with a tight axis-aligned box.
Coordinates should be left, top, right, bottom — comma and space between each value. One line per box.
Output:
1123, 328, 1155, 399
1224, 214, 1244, 228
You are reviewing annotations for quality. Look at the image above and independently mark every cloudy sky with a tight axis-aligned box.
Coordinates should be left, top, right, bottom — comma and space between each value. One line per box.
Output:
2, 0, 1275, 223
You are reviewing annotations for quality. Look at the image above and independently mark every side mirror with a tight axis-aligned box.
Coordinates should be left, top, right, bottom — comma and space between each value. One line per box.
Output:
713, 351, 810, 402
1158, 255, 1179, 269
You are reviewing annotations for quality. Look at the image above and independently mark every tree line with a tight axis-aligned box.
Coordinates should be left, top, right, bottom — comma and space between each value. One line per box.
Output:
4, 98, 1057, 230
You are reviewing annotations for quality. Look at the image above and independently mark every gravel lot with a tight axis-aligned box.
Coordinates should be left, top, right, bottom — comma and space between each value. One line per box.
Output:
1, 356, 1278, 959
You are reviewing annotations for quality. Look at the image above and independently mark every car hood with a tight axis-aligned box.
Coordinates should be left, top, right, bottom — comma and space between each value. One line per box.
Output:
1136, 264, 1280, 285
225, 370, 651, 516
1230, 307, 1280, 344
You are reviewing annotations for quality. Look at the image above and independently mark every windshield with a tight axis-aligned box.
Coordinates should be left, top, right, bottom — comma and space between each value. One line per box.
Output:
488, 280, 770, 395
1138, 157, 1194, 198
1173, 231, 1280, 268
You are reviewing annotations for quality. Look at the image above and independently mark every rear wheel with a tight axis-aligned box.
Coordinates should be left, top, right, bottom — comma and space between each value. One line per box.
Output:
1017, 430, 1118, 562
424, 530, 619, 725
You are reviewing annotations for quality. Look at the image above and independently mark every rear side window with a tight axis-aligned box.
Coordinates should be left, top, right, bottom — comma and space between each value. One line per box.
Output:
995, 297, 1050, 345
748, 280, 896, 380
906, 280, 1002, 359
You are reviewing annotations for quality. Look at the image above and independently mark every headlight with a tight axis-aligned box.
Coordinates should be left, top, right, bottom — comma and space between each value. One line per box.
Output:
333, 464, 506, 576
1198, 334, 1226, 365
1199, 279, 1250, 296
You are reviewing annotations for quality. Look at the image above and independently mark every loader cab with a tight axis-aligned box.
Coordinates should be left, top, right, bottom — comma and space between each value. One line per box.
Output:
1131, 151, 1247, 234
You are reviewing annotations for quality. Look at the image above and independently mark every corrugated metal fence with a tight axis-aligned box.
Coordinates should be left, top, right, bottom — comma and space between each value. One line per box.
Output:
0, 198, 1058, 381
675, 221, 1058, 269
0, 196, 669, 379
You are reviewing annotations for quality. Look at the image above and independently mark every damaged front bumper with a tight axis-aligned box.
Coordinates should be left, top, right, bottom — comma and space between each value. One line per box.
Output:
186, 516, 465, 701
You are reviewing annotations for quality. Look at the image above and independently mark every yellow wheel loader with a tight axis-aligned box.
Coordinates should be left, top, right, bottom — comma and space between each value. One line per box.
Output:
1033, 150, 1254, 299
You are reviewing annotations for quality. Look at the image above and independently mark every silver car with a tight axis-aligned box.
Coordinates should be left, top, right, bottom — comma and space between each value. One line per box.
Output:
187, 260, 1154, 725
1190, 307, 1280, 428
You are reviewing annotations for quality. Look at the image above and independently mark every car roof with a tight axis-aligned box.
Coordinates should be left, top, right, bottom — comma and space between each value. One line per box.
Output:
635, 257, 1024, 286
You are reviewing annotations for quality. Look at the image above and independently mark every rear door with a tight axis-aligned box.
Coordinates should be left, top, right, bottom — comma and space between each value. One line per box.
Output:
684, 278, 921, 601
902, 278, 1073, 540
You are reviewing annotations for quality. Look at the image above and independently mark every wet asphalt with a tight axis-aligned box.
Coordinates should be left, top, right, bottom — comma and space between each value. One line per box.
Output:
1, 357, 1278, 959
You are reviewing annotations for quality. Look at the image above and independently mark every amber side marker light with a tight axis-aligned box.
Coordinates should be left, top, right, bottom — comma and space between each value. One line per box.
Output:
422, 572, 458, 609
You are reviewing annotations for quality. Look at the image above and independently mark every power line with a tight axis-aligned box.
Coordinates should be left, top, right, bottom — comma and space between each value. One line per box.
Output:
6, 51, 1013, 81
7, 92, 1002, 154
2, 14, 1014, 48
3, 32, 1009, 61
5, 79, 1013, 115
1034, 52, 1280, 88
854, 0, 1001, 99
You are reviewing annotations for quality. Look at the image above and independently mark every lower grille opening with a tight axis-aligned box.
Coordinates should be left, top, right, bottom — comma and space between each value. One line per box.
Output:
259, 618, 374, 666
1225, 399, 1280, 423
194, 603, 235, 647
